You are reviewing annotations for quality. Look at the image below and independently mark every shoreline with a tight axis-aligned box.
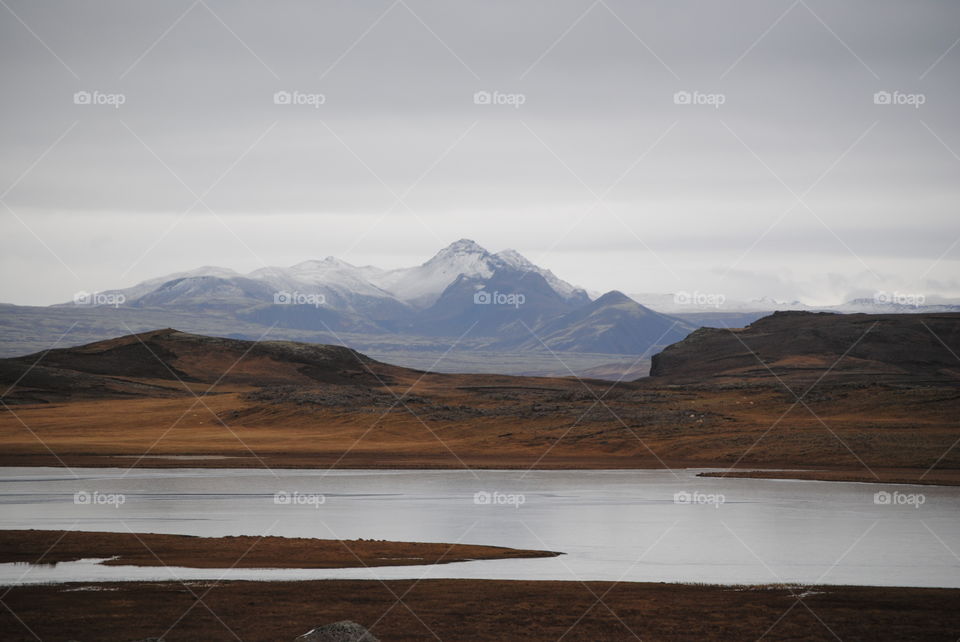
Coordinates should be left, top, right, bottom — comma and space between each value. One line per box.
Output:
1, 455, 957, 486
0, 530, 560, 570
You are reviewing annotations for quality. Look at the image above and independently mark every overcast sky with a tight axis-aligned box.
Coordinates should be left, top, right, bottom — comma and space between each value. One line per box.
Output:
1, 0, 958, 306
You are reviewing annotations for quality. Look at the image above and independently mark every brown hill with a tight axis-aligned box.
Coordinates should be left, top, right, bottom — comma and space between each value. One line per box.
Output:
649, 311, 960, 385
0, 328, 413, 404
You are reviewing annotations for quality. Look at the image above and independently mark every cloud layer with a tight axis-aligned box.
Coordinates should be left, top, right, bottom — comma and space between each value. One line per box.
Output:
1, 0, 958, 305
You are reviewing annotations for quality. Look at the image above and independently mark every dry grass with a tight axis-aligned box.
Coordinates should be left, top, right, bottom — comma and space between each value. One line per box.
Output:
2, 579, 958, 641
1, 379, 957, 484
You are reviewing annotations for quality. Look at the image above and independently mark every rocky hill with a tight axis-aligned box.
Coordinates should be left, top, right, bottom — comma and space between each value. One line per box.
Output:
649, 311, 960, 384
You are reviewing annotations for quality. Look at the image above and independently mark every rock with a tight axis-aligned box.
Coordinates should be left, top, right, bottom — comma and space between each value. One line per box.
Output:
295, 620, 379, 642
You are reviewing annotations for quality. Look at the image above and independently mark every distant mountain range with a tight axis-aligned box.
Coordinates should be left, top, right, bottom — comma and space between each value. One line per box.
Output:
2, 239, 957, 376
35, 239, 695, 360
63, 239, 588, 315
629, 293, 960, 315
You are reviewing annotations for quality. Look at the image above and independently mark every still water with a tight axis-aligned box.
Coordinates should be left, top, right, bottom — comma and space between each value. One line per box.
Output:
0, 467, 956, 587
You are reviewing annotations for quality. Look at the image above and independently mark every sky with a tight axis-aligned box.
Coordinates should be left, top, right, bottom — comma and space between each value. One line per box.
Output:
1, 0, 959, 306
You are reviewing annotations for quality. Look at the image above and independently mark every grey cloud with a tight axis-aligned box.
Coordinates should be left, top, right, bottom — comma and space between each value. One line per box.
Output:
1, 0, 958, 304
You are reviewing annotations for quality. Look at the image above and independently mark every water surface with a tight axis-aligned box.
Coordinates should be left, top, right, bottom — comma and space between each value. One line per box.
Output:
0, 467, 956, 587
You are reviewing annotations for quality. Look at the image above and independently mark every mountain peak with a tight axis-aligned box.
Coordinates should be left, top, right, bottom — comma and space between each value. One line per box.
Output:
495, 248, 533, 268
594, 290, 633, 306
433, 239, 489, 258
290, 257, 356, 271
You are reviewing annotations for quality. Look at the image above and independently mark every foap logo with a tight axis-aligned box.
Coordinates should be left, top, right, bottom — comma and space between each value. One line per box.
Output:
874, 490, 925, 509
73, 90, 126, 109
874, 291, 925, 307
873, 90, 925, 109
273, 90, 326, 108
674, 490, 725, 508
673, 290, 726, 308
73, 291, 126, 308
673, 90, 725, 109
473, 290, 526, 308
273, 291, 325, 307
274, 490, 326, 508
473, 490, 525, 508
74, 490, 125, 508
473, 90, 526, 108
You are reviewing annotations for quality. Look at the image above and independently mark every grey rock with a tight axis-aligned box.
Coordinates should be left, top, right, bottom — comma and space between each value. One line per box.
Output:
295, 621, 379, 642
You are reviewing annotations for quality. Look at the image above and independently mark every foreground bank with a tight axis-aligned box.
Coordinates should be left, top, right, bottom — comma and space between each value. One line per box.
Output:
2, 579, 958, 641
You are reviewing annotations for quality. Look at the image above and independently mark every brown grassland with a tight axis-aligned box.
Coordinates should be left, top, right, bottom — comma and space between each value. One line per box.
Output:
1, 379, 957, 484
1, 579, 958, 641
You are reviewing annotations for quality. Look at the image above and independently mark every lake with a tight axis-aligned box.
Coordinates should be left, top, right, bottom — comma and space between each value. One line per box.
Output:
0, 467, 956, 587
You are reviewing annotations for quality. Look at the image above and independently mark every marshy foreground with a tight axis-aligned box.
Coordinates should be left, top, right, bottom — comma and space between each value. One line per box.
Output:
3, 579, 959, 641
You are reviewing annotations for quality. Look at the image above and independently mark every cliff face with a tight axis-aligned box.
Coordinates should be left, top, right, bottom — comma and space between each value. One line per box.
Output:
649, 311, 960, 384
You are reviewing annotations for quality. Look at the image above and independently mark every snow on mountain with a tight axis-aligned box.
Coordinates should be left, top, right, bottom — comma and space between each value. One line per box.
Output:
61, 265, 245, 306
630, 293, 811, 314
369, 239, 588, 308
632, 291, 960, 315
132, 275, 275, 310
369, 239, 498, 307
832, 297, 960, 314
249, 257, 397, 301
60, 240, 588, 313
494, 248, 589, 302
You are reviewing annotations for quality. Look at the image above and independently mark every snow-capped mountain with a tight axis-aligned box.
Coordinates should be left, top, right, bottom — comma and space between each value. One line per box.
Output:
493, 248, 588, 303
250, 258, 390, 298
629, 293, 811, 314
68, 239, 589, 318
831, 297, 960, 314
631, 291, 960, 316
111, 265, 245, 303
21, 241, 959, 364
370, 239, 497, 307
60, 240, 589, 317
248, 258, 411, 320
410, 263, 585, 338
368, 239, 589, 308
131, 275, 274, 311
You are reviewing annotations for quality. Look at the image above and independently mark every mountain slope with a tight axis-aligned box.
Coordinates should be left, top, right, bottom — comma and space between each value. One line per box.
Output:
130, 276, 275, 311
510, 291, 695, 354
408, 263, 585, 338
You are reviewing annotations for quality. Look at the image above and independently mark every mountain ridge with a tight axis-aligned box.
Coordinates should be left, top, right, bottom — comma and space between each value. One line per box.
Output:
35, 240, 689, 357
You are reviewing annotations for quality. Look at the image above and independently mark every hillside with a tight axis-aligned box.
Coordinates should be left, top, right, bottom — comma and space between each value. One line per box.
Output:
650, 311, 960, 384
0, 329, 413, 404
0, 314, 958, 484
510, 291, 694, 354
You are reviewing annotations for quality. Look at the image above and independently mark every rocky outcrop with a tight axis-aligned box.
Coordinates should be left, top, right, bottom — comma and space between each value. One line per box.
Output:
295, 621, 379, 641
